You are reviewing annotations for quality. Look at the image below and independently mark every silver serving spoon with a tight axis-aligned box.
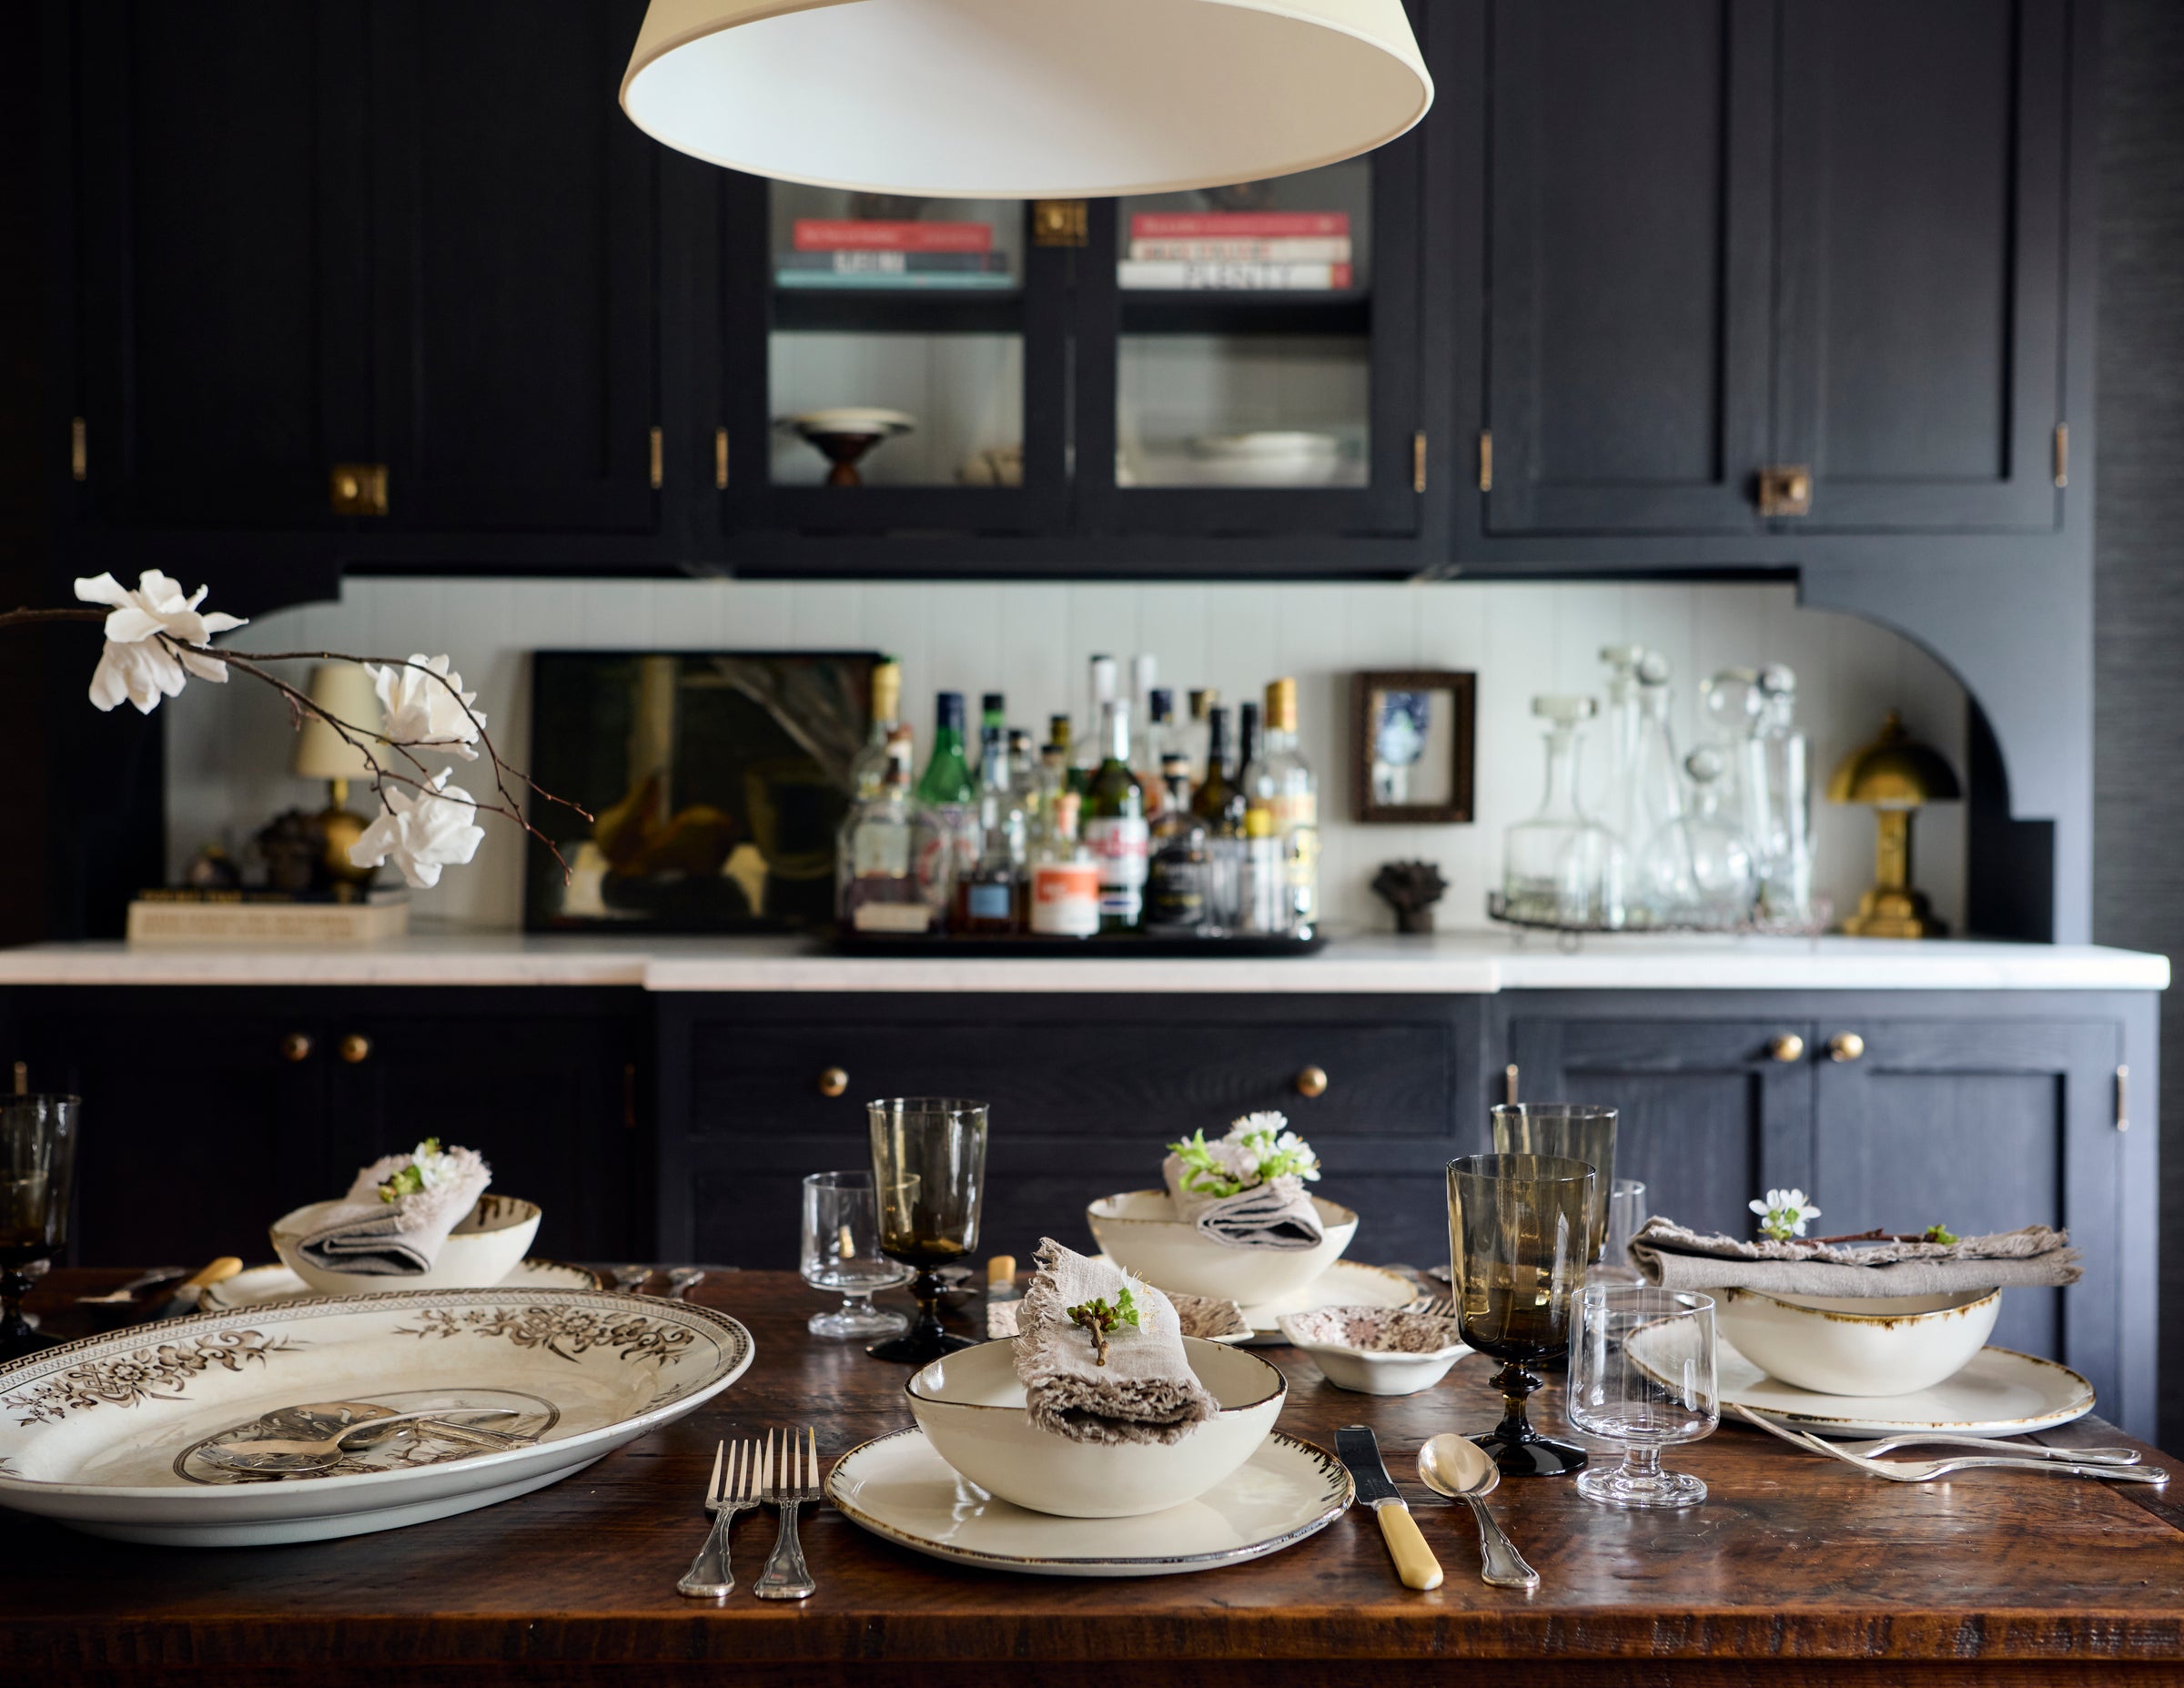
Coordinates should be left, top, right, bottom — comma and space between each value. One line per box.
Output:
201, 1407, 524, 1474
1417, 1433, 1540, 1590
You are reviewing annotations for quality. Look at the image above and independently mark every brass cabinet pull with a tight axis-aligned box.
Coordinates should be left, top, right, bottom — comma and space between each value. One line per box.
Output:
1757, 464, 1813, 517
713, 426, 729, 490
339, 1033, 372, 1065
648, 425, 664, 490
1769, 1033, 1805, 1064
1295, 1066, 1330, 1099
2117, 1064, 2129, 1132
329, 463, 389, 516
818, 1066, 849, 1098
280, 1032, 313, 1064
1828, 1032, 1866, 1064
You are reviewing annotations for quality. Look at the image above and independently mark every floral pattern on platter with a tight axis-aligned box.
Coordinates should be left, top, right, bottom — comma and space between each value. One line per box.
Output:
391, 1304, 696, 1367
2, 1329, 294, 1427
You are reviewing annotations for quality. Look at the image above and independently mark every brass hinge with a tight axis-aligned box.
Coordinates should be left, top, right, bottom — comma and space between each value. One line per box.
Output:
1503, 1062, 1519, 1105
649, 426, 664, 490
329, 463, 389, 516
2054, 422, 2069, 490
1758, 464, 1814, 517
1478, 430, 1493, 493
1411, 431, 1428, 495
1031, 200, 1088, 247
713, 426, 729, 490
2116, 1063, 2129, 1131
68, 417, 86, 482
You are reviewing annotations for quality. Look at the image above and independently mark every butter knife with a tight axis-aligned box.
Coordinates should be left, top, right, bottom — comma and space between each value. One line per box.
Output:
1337, 1424, 1443, 1591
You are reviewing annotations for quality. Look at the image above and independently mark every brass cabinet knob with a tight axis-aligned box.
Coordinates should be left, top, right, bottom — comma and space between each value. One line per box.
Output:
1295, 1066, 1330, 1098
818, 1066, 849, 1098
1769, 1034, 1805, 1064
339, 1033, 372, 1065
279, 1032, 313, 1064
1828, 1032, 1866, 1064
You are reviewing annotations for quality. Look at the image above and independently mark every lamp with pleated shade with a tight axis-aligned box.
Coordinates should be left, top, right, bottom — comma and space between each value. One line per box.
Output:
293, 664, 385, 887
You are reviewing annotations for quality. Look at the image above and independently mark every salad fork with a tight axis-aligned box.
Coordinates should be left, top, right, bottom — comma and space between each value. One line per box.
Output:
1734, 1406, 2169, 1483
1819, 1429, 2139, 1464
754, 1426, 821, 1601
678, 1438, 762, 1600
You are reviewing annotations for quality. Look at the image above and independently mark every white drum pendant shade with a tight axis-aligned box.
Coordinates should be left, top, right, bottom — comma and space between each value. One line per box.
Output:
621, 0, 1433, 198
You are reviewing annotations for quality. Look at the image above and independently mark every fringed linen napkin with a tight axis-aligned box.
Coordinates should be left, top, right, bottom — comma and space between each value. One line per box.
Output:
296, 1143, 493, 1277
1629, 1218, 2081, 1297
1162, 1114, 1324, 1250
1014, 1238, 1218, 1446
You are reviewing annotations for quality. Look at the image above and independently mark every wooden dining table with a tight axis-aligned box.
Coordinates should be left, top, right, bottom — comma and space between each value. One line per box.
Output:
3, 1267, 2183, 1688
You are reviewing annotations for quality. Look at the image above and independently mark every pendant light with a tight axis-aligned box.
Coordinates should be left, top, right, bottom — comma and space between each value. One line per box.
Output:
621, 0, 1433, 199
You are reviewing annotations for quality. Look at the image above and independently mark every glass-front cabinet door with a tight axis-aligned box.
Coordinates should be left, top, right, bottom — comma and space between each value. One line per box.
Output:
718, 175, 1069, 538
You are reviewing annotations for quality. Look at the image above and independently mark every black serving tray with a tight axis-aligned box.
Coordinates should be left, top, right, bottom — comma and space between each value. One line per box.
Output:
830, 931, 1328, 959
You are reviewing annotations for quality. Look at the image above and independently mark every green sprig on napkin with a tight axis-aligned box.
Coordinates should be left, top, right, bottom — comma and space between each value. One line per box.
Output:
1066, 1286, 1140, 1367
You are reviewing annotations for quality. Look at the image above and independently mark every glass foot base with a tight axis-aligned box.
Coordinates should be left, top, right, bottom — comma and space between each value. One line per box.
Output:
810, 1305, 909, 1339
1578, 1465, 1706, 1509
866, 1328, 978, 1364
1474, 1430, 1589, 1478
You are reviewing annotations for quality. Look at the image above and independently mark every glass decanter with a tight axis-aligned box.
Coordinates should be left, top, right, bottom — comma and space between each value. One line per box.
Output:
1642, 747, 1756, 925
1502, 695, 1615, 926
1591, 646, 1647, 928
1753, 665, 1815, 924
1627, 652, 1687, 924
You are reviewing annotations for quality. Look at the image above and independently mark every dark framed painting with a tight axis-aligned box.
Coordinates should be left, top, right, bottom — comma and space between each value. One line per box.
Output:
523, 650, 882, 933
1350, 669, 1476, 824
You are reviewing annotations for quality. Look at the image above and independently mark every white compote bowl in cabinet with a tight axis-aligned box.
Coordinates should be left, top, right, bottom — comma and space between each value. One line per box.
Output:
905, 1335, 1286, 1518
1085, 1189, 1358, 1305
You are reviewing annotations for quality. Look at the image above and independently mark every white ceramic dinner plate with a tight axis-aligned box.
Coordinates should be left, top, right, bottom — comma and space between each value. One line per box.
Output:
827, 1425, 1351, 1577
1678, 1330, 2096, 1440
0, 1288, 753, 1546
201, 1258, 602, 1313
1090, 1254, 1417, 1343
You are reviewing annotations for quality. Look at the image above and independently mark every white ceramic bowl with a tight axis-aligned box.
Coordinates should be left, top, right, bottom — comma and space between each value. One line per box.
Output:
1276, 1305, 1471, 1396
1086, 1189, 1358, 1305
271, 1193, 541, 1297
906, 1336, 1285, 1519
1716, 1286, 2002, 1397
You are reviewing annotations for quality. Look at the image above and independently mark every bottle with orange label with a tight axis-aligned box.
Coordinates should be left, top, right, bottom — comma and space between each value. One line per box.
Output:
1240, 678, 1319, 937
1029, 792, 1100, 938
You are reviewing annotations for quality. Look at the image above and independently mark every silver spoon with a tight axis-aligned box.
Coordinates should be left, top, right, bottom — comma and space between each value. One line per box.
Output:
202, 1408, 523, 1473
285, 1400, 532, 1450
1417, 1433, 1540, 1590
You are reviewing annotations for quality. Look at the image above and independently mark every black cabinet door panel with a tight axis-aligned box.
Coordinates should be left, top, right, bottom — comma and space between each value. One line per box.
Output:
1484, 0, 1772, 534
1773, 0, 2067, 531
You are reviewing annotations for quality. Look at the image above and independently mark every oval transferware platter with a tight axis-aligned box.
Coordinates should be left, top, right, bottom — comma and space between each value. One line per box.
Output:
200, 1258, 602, 1313
0, 1288, 752, 1546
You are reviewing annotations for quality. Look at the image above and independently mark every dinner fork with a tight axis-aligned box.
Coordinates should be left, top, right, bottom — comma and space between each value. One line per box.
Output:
1733, 1406, 2169, 1483
1416, 1296, 1457, 1319
1821, 1430, 2139, 1464
677, 1438, 762, 1600
754, 1426, 821, 1602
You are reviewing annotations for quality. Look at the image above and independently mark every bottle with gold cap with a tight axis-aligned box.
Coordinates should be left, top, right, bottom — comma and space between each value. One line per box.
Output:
1240, 678, 1318, 936
847, 657, 905, 802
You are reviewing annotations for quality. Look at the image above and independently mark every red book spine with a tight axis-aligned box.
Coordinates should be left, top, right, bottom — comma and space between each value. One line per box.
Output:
793, 219, 994, 253
1128, 211, 1350, 239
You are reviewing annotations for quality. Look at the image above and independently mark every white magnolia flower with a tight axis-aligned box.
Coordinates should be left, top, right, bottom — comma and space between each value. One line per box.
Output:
348, 769, 486, 888
368, 653, 485, 761
409, 1140, 459, 1190
75, 571, 248, 714
1749, 1187, 1822, 1241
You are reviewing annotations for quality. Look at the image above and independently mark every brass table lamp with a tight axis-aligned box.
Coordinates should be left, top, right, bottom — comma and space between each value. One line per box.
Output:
1826, 711, 1961, 938
292, 663, 386, 888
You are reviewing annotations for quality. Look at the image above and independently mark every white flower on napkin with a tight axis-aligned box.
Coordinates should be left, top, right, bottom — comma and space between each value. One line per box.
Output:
1749, 1188, 1822, 1241
368, 653, 486, 760
75, 571, 248, 714
349, 769, 486, 888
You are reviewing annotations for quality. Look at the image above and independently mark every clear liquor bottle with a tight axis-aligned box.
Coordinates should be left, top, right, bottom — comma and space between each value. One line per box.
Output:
1134, 686, 1177, 812
1241, 678, 1318, 937
1184, 688, 1219, 790
1191, 703, 1245, 930
837, 729, 940, 934
914, 691, 978, 917
1029, 792, 1100, 938
1070, 655, 1117, 792
977, 692, 1006, 775
846, 658, 905, 803
1145, 753, 1211, 935
1082, 699, 1149, 933
953, 717, 1028, 934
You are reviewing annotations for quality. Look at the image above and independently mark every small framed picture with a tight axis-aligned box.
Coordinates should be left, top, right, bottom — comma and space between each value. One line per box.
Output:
1350, 670, 1476, 824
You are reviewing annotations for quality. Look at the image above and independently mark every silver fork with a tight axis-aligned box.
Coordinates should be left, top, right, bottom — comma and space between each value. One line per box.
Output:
1734, 1406, 2169, 1483
1823, 1429, 2138, 1464
1416, 1295, 1457, 1319
755, 1426, 821, 1602
677, 1438, 762, 1600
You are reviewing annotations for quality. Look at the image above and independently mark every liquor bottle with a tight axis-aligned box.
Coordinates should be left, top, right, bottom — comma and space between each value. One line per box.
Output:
1006, 727, 1039, 833
954, 713, 1027, 934
1185, 688, 1219, 788
915, 692, 978, 915
837, 729, 937, 934
1191, 703, 1246, 930
1029, 792, 1100, 938
1236, 699, 1282, 934
1135, 686, 1177, 809
1131, 653, 1159, 732
1070, 655, 1117, 791
978, 692, 1007, 774
1033, 741, 1071, 853
1243, 678, 1319, 937
846, 658, 905, 802
1145, 753, 1211, 935
1082, 699, 1149, 932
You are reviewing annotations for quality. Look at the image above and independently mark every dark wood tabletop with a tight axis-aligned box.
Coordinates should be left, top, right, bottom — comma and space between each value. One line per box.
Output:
3, 1268, 2182, 1688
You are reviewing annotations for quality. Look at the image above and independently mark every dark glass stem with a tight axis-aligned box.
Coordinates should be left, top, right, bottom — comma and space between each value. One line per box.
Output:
864, 1266, 976, 1364
1473, 1359, 1589, 1479
0, 1263, 54, 1361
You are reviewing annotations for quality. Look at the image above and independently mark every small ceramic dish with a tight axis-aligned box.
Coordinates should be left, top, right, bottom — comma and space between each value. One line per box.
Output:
1085, 1189, 1359, 1304
1716, 1286, 2001, 1397
905, 1336, 1285, 1519
1275, 1305, 1470, 1395
271, 1193, 541, 1297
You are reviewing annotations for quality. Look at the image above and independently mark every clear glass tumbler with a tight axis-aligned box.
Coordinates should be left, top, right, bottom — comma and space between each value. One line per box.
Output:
1596, 1178, 1649, 1285
801, 1170, 912, 1339
1566, 1283, 1718, 1509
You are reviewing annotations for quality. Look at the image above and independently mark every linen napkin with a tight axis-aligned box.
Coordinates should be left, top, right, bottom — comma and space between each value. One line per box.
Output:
1014, 1238, 1218, 1446
989, 1289, 1249, 1343
296, 1145, 493, 1277
1629, 1217, 2082, 1298
1160, 1120, 1326, 1254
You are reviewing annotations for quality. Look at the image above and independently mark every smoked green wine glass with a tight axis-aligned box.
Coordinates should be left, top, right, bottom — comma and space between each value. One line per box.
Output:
866, 1097, 988, 1363
1490, 1103, 1617, 1269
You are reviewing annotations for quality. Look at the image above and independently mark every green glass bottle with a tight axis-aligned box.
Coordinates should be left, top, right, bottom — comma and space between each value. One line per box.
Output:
915, 692, 977, 914
1082, 698, 1148, 932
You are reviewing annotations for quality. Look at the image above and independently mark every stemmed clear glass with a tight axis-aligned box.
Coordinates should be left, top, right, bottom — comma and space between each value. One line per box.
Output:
801, 1171, 912, 1339
866, 1097, 989, 1363
1597, 1178, 1649, 1284
1566, 1283, 1719, 1508
0, 1094, 79, 1360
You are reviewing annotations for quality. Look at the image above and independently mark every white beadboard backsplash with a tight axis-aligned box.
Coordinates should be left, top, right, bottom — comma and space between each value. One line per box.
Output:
165, 579, 1969, 936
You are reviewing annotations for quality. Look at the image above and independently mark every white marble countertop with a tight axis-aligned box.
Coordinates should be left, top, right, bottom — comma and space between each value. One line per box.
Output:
0, 930, 2164, 992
